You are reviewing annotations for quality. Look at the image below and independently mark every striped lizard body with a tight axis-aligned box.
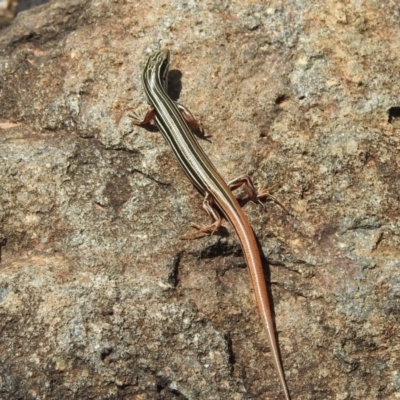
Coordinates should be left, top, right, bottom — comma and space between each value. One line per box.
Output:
132, 49, 290, 400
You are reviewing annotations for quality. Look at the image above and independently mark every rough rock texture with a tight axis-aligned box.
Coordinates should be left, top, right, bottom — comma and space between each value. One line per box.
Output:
1, 1, 399, 399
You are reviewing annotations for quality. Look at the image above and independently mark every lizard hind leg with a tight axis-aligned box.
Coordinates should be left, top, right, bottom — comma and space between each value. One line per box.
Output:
227, 174, 288, 212
181, 193, 223, 240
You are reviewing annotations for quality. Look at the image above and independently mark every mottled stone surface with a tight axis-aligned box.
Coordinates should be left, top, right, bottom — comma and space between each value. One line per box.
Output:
0, 0, 399, 399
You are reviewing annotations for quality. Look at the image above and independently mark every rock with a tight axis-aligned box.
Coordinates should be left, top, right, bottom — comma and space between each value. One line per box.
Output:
0, 0, 399, 398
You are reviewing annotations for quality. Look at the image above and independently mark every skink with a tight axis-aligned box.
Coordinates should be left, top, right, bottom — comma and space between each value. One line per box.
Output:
132, 49, 290, 400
